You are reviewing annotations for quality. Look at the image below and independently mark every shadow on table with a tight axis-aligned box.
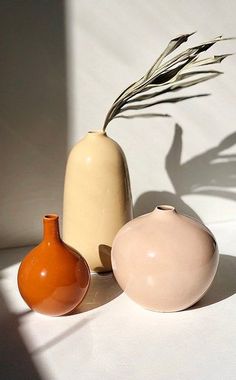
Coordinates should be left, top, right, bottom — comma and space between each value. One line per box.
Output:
0, 245, 40, 378
189, 254, 236, 310
74, 272, 122, 313
0, 288, 42, 380
75, 254, 236, 314
31, 316, 92, 355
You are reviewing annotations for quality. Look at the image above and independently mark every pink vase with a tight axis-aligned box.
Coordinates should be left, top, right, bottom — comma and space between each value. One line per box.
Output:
111, 205, 219, 312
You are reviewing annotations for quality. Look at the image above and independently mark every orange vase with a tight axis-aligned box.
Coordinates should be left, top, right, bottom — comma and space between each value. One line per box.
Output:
17, 214, 90, 316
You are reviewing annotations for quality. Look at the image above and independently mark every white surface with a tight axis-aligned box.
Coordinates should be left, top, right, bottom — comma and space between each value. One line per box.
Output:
1, 221, 236, 380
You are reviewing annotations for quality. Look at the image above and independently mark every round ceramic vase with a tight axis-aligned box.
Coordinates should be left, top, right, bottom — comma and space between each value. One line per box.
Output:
111, 205, 219, 312
63, 130, 133, 273
18, 214, 90, 316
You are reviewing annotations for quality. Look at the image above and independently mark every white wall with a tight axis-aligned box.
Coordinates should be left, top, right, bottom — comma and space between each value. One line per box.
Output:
1, 0, 235, 249
66, 0, 236, 224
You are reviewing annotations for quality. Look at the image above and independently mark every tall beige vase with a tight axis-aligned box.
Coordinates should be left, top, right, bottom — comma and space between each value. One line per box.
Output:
63, 130, 133, 272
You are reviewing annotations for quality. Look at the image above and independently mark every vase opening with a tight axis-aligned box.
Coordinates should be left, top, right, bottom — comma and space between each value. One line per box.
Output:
44, 214, 58, 220
88, 130, 106, 135
156, 205, 175, 212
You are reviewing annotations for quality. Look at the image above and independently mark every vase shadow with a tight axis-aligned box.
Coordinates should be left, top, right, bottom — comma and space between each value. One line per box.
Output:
95, 244, 112, 272
189, 254, 236, 310
73, 271, 122, 314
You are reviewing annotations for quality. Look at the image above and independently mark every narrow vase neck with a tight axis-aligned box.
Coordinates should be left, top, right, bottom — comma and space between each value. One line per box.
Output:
43, 214, 60, 241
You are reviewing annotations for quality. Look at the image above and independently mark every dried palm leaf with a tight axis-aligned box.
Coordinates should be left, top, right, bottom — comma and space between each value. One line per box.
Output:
103, 34, 234, 131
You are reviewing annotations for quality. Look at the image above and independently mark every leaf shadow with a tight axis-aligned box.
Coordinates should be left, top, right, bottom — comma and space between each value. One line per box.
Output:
134, 123, 236, 221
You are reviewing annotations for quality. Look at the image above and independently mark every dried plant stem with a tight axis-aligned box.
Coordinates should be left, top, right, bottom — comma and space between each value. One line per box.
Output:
102, 33, 234, 131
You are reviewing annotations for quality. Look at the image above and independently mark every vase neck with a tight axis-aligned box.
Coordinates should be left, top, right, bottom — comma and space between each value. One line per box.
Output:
43, 214, 60, 241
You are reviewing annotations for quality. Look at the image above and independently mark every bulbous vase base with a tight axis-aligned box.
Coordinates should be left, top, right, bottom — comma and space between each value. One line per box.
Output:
111, 205, 219, 312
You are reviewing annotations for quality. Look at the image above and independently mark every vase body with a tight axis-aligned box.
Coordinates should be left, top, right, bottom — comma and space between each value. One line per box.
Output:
111, 205, 219, 312
17, 215, 90, 316
63, 131, 133, 273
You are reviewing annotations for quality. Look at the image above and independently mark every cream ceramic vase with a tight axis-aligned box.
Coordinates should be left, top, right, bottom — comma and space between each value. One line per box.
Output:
111, 205, 219, 312
63, 130, 133, 273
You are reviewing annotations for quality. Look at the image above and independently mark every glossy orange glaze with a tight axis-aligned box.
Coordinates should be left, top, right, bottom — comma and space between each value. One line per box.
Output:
17, 214, 90, 316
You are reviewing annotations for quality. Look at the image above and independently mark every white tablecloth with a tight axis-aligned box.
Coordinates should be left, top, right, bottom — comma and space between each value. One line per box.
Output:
1, 221, 236, 380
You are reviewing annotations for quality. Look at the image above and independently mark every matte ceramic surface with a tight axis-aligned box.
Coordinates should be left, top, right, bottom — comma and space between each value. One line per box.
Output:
111, 205, 219, 312
17, 215, 90, 316
63, 131, 133, 272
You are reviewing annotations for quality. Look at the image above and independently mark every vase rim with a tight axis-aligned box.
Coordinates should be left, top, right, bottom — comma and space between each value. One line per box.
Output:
87, 130, 106, 135
155, 205, 176, 213
44, 214, 59, 221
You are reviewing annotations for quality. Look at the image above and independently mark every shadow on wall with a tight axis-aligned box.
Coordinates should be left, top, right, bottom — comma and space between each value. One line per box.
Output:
135, 123, 236, 220
0, 1, 67, 248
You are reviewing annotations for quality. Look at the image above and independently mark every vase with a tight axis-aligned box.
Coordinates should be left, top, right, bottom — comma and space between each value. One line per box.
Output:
111, 205, 219, 312
17, 214, 90, 316
63, 130, 133, 273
